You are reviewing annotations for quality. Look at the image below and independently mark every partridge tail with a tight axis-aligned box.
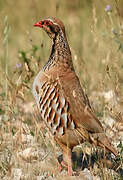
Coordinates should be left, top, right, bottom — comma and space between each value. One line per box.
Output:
90, 133, 118, 156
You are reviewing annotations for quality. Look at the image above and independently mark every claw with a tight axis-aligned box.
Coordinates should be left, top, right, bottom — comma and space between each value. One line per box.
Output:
59, 160, 73, 176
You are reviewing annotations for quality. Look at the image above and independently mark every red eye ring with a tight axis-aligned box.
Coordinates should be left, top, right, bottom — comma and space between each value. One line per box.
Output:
34, 20, 53, 28
44, 20, 49, 26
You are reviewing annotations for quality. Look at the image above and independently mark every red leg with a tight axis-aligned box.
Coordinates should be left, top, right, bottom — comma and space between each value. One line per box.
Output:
57, 157, 72, 175
62, 148, 73, 176
55, 137, 73, 176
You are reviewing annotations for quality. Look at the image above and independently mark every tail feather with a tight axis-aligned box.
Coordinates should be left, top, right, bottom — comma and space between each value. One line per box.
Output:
90, 133, 118, 156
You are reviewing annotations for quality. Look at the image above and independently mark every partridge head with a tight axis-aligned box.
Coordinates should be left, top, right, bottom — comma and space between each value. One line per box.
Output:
33, 17, 118, 176
34, 17, 66, 39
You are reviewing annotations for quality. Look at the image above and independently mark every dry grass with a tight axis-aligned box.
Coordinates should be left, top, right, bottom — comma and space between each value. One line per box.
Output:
0, 0, 123, 179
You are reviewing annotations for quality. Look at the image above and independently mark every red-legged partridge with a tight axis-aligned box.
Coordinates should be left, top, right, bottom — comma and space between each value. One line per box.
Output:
33, 17, 118, 175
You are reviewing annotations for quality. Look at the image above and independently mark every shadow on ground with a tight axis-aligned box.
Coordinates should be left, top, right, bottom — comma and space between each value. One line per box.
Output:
58, 150, 123, 177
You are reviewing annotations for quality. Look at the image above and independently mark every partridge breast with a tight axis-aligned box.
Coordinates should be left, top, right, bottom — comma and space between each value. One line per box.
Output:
33, 68, 76, 138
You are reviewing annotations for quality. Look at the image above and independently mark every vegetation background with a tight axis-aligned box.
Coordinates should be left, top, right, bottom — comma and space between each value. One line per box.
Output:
0, 0, 123, 179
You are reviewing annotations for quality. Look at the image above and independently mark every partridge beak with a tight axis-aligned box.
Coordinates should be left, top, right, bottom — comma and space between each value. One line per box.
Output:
33, 22, 42, 28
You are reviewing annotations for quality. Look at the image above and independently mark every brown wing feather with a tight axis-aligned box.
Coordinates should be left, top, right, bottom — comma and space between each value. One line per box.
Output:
43, 65, 104, 133
57, 70, 104, 133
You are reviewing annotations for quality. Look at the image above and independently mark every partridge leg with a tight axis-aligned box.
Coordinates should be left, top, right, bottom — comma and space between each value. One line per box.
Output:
55, 138, 73, 176
62, 148, 73, 176
60, 148, 72, 176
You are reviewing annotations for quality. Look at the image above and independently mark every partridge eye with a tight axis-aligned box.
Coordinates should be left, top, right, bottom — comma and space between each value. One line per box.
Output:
41, 21, 44, 25
46, 21, 49, 25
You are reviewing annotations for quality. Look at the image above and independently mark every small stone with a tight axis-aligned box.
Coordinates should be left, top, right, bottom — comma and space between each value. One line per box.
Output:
11, 168, 22, 180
